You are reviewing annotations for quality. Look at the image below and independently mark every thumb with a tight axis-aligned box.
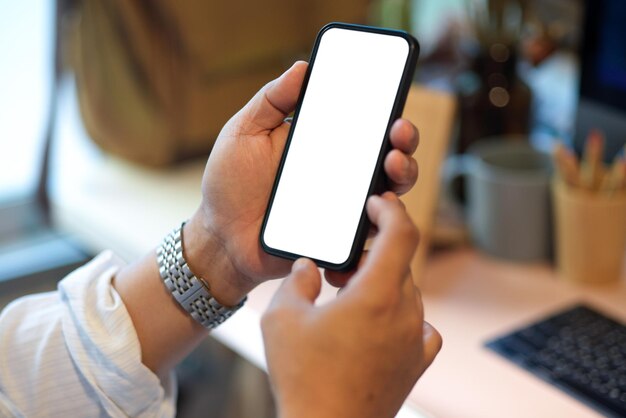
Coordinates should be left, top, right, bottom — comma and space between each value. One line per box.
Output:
269, 258, 321, 310
238, 61, 307, 133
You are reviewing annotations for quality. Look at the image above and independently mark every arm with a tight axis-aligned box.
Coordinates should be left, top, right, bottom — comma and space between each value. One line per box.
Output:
0, 252, 176, 417
0, 62, 420, 416
111, 61, 421, 379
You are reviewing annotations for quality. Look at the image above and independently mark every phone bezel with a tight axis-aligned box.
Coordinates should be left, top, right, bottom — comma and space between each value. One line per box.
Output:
260, 22, 420, 271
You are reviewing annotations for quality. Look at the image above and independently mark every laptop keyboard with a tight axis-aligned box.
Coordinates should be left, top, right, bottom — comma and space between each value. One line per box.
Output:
487, 305, 626, 417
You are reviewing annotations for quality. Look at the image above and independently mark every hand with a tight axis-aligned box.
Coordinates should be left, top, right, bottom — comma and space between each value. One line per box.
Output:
184, 61, 420, 305
261, 193, 442, 418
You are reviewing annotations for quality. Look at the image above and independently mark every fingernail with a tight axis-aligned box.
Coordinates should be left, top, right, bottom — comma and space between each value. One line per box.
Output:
382, 191, 398, 202
368, 195, 381, 204
293, 258, 312, 272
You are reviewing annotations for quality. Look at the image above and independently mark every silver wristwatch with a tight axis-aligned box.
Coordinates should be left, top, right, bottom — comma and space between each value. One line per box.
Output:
156, 223, 246, 329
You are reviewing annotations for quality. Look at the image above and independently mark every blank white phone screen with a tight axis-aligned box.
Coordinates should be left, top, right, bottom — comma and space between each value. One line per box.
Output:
263, 27, 410, 265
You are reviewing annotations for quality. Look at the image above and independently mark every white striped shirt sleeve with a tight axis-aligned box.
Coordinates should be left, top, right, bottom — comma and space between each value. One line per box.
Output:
0, 251, 177, 417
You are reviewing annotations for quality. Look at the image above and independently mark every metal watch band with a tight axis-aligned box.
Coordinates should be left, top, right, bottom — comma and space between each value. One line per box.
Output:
156, 223, 246, 329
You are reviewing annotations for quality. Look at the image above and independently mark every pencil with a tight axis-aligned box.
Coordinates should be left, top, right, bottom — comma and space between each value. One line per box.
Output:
582, 130, 604, 190
553, 142, 580, 188
600, 155, 626, 194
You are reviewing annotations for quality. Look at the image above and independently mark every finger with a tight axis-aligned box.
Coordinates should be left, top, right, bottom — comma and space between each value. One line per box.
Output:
268, 258, 321, 310
393, 269, 421, 311
384, 150, 418, 195
380, 188, 407, 208
422, 321, 443, 369
324, 268, 355, 289
239, 61, 308, 133
366, 225, 379, 239
389, 119, 419, 156
354, 193, 419, 288
324, 251, 370, 288
409, 280, 442, 369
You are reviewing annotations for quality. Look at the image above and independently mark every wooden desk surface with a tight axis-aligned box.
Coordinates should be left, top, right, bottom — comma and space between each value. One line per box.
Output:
246, 248, 626, 418
51, 80, 626, 418
407, 248, 626, 418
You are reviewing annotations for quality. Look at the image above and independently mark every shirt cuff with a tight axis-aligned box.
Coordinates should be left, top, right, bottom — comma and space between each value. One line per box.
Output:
58, 250, 177, 418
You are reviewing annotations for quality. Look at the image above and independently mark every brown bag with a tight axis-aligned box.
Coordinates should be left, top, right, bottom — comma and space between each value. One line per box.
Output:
68, 1, 369, 166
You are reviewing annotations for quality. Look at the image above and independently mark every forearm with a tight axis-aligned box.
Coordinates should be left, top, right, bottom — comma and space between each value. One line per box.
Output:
112, 210, 251, 378
277, 397, 356, 418
112, 250, 206, 379
0, 252, 176, 416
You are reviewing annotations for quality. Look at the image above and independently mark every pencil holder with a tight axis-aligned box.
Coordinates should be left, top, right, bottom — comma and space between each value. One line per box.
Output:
552, 180, 626, 283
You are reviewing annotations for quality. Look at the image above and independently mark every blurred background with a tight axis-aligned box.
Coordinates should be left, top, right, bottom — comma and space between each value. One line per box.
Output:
0, 0, 586, 200
0, 0, 625, 417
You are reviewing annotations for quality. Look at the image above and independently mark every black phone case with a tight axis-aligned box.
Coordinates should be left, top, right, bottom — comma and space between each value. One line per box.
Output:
260, 22, 420, 271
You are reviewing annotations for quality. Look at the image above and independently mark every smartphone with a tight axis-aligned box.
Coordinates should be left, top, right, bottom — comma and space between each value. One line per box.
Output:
260, 22, 419, 271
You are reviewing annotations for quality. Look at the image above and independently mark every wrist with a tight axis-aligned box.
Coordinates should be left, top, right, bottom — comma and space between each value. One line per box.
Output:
277, 397, 354, 418
274, 381, 385, 418
182, 211, 252, 306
